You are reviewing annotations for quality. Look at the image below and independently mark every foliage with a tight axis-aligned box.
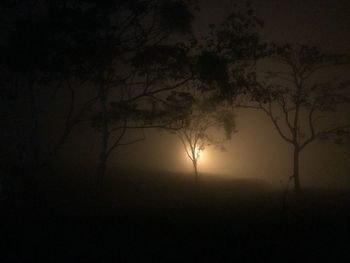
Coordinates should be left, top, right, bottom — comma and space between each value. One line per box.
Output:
158, 91, 236, 179
194, 3, 266, 101
0, 0, 197, 197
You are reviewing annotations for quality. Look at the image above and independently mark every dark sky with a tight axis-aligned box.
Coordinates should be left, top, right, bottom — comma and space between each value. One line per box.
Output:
195, 0, 350, 52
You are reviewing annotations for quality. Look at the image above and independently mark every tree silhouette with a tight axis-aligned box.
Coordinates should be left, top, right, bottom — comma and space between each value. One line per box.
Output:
195, 4, 265, 100
63, 0, 197, 193
0, 0, 98, 206
145, 5, 263, 183
0, 0, 198, 201
0, 1, 272, 203
244, 44, 350, 191
163, 92, 235, 182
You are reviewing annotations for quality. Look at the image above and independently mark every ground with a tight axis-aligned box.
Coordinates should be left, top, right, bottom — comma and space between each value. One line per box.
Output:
2, 170, 350, 262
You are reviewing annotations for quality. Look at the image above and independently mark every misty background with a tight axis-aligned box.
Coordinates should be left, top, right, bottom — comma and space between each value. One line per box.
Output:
53, 0, 350, 189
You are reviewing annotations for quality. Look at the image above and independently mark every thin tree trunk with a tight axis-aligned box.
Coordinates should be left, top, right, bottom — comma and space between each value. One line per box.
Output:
193, 159, 198, 184
26, 75, 39, 209
96, 82, 109, 196
293, 145, 301, 191
96, 155, 107, 194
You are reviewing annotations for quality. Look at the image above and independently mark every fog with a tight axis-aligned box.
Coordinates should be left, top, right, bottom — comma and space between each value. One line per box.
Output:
39, 0, 350, 191
87, 107, 348, 189
2, 1, 350, 262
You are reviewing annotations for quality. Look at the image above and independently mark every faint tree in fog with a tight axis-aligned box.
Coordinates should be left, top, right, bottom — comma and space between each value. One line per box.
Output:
68, 0, 197, 194
0, 0, 197, 201
243, 44, 350, 191
0, 0, 101, 206
180, 4, 265, 181
195, 3, 265, 101
143, 4, 263, 183
0, 0, 266, 202
162, 92, 235, 182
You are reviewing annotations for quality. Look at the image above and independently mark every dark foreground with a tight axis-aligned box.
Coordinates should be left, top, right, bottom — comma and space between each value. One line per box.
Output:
2, 171, 350, 262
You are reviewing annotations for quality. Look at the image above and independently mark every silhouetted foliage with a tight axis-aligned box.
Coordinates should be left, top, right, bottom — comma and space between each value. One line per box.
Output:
159, 0, 195, 34
195, 4, 266, 101
0, 1, 269, 203
63, 0, 197, 193
160, 91, 236, 182
0, 0, 197, 202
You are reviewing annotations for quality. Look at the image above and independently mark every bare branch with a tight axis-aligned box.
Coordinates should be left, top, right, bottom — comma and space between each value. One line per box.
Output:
127, 76, 193, 103
117, 136, 146, 146
316, 124, 350, 137
177, 132, 193, 161
278, 94, 293, 134
261, 101, 294, 144
106, 117, 128, 157
235, 104, 263, 110
300, 124, 350, 150
304, 104, 316, 144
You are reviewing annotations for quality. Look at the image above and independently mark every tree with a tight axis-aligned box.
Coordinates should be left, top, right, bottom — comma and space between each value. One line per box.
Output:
245, 44, 350, 191
147, 4, 263, 183
0, 0, 100, 206
63, 0, 197, 193
0, 0, 197, 201
164, 92, 235, 183
195, 3, 265, 100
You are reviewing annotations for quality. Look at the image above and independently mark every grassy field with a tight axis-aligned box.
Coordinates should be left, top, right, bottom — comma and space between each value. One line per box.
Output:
2, 169, 350, 262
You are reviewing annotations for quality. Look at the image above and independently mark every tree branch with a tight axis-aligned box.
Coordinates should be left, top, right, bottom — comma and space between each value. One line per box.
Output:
278, 94, 293, 135
127, 76, 193, 103
300, 124, 350, 150
106, 117, 128, 157
177, 132, 193, 161
261, 101, 294, 144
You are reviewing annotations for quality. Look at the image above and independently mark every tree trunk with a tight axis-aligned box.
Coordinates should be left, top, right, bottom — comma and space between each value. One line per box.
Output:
95, 82, 109, 196
293, 145, 301, 191
96, 154, 107, 195
193, 159, 198, 184
26, 75, 39, 208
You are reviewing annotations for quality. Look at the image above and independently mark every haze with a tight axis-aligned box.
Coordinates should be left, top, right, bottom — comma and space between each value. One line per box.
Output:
2, 1, 350, 262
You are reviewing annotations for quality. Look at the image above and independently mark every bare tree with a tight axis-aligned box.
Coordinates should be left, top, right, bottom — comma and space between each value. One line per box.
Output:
243, 44, 350, 191
164, 92, 235, 183
70, 0, 197, 194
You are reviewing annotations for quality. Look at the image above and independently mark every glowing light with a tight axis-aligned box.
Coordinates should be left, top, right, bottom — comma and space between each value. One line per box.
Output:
182, 146, 205, 164
180, 145, 217, 174
194, 147, 201, 159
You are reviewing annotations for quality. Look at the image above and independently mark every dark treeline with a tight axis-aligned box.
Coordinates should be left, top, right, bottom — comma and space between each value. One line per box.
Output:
0, 0, 349, 209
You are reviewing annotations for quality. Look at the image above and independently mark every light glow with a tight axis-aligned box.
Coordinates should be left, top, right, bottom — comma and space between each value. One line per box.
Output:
194, 147, 201, 160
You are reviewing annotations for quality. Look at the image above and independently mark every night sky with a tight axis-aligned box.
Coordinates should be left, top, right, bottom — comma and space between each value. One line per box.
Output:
196, 0, 350, 52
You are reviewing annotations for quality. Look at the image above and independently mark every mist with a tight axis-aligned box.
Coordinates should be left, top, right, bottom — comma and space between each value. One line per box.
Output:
1, 0, 350, 262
